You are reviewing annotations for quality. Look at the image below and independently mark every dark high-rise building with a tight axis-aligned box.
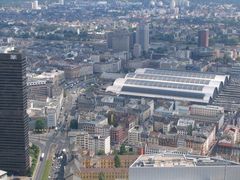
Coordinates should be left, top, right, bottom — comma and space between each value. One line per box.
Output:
198, 29, 209, 48
107, 29, 130, 53
0, 49, 29, 175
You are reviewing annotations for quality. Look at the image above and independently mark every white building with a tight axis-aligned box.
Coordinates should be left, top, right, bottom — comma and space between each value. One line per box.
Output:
129, 153, 240, 180
190, 105, 224, 117
46, 91, 64, 128
128, 126, 143, 145
46, 107, 57, 128
177, 118, 195, 135
89, 135, 111, 154
32, 0, 41, 10
69, 131, 110, 155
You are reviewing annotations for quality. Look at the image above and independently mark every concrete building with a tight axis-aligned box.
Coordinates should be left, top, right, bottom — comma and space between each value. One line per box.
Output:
107, 29, 130, 52
64, 64, 93, 80
69, 131, 90, 150
69, 132, 110, 155
27, 79, 53, 101
185, 125, 216, 155
89, 135, 111, 155
110, 126, 125, 145
45, 91, 64, 128
94, 124, 111, 137
78, 115, 108, 134
189, 105, 224, 117
136, 22, 149, 52
133, 43, 142, 58
27, 70, 64, 101
177, 119, 195, 135
128, 126, 143, 145
46, 107, 57, 128
129, 153, 240, 180
198, 29, 209, 48
93, 59, 122, 73
28, 70, 65, 86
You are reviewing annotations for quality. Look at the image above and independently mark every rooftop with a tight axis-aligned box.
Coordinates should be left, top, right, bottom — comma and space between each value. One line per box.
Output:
107, 68, 230, 104
131, 153, 240, 168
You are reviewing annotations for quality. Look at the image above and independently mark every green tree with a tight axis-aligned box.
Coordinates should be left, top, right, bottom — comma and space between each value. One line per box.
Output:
187, 125, 193, 136
70, 119, 78, 129
119, 144, 127, 155
97, 150, 105, 156
114, 154, 121, 168
98, 172, 105, 180
107, 111, 116, 126
35, 119, 45, 132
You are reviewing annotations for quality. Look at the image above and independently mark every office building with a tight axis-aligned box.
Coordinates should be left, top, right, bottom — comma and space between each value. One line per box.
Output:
129, 153, 240, 180
107, 30, 130, 53
0, 48, 29, 175
136, 22, 149, 52
133, 43, 142, 58
89, 135, 111, 155
198, 29, 209, 48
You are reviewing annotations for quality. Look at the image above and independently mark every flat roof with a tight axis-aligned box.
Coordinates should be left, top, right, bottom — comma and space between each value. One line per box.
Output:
131, 153, 240, 168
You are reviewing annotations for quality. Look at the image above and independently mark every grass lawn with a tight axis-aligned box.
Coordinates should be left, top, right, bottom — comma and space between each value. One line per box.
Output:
41, 159, 52, 180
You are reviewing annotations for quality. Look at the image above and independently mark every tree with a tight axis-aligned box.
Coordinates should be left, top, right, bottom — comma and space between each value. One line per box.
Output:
114, 154, 121, 168
98, 172, 105, 180
97, 150, 105, 156
119, 144, 127, 155
107, 111, 116, 126
35, 119, 45, 132
187, 125, 193, 136
70, 119, 78, 129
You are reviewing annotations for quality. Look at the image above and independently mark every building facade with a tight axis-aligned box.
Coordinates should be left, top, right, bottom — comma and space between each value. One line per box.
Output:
0, 51, 29, 175
136, 22, 149, 52
198, 29, 209, 48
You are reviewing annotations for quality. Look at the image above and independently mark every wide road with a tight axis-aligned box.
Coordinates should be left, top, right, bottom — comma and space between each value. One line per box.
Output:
30, 119, 69, 180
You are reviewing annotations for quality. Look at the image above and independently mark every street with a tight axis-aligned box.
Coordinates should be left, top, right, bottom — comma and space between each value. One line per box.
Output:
30, 89, 78, 180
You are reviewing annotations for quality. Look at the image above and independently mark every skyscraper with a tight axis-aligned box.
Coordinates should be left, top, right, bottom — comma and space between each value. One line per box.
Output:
0, 48, 29, 175
136, 22, 149, 53
198, 29, 209, 48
